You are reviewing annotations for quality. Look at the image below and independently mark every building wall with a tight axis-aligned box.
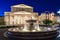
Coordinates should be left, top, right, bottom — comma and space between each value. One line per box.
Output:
11, 7, 33, 12
4, 4, 39, 26
48, 12, 55, 21
4, 13, 38, 26
56, 16, 60, 23
39, 12, 56, 22
4, 12, 10, 25
39, 13, 46, 21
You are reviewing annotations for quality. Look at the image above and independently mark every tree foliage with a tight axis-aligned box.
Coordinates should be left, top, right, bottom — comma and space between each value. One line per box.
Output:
43, 19, 53, 25
0, 20, 5, 25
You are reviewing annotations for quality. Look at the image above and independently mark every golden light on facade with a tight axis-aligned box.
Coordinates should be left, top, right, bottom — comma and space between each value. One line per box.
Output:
4, 4, 56, 26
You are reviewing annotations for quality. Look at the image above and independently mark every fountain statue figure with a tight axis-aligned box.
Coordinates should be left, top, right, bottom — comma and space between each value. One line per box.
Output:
26, 17, 37, 31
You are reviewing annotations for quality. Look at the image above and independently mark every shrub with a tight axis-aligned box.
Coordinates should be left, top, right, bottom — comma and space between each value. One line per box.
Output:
43, 19, 53, 25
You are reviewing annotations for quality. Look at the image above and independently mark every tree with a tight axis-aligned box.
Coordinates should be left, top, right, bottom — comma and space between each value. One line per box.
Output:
0, 19, 5, 25
43, 19, 53, 25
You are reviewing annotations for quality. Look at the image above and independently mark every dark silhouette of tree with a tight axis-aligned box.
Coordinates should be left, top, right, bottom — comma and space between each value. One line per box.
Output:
43, 19, 53, 25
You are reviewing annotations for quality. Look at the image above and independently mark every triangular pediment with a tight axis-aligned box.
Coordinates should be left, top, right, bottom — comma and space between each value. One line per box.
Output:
11, 4, 33, 8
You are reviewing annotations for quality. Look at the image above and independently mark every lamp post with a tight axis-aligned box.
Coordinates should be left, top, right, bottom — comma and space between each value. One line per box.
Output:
45, 11, 50, 25
45, 11, 49, 20
57, 9, 60, 24
57, 9, 60, 15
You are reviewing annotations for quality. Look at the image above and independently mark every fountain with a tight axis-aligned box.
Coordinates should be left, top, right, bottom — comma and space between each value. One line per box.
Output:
4, 18, 59, 40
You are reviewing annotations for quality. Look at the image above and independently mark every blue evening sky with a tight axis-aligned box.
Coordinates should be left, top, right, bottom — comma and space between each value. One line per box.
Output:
0, 0, 60, 16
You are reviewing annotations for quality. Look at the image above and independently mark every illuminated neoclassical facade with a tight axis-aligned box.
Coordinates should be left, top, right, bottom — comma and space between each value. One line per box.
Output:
4, 4, 56, 26
39, 12, 56, 22
4, 4, 38, 26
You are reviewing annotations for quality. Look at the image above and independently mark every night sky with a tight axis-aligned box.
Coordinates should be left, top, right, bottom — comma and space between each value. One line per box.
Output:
0, 0, 60, 16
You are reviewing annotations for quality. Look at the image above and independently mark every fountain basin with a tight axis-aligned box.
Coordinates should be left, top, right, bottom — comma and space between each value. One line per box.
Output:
5, 27, 59, 40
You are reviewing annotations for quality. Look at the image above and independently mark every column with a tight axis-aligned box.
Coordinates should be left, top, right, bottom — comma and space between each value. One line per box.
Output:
10, 16, 13, 25
17, 16, 21, 25
14, 15, 17, 25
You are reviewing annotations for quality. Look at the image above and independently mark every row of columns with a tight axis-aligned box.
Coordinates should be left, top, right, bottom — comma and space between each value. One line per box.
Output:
5, 14, 37, 26
9, 15, 32, 25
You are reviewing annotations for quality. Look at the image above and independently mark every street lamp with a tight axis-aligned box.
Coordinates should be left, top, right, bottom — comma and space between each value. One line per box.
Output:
57, 9, 60, 15
45, 11, 49, 20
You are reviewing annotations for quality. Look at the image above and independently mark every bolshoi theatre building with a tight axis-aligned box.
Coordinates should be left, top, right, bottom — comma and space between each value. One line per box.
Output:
4, 4, 56, 26
4, 4, 39, 26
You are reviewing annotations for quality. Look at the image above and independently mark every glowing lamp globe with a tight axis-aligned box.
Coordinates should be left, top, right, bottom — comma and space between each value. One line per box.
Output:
57, 9, 60, 14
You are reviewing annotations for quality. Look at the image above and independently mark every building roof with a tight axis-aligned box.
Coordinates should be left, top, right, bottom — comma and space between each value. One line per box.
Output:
4, 12, 11, 15
11, 4, 33, 8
